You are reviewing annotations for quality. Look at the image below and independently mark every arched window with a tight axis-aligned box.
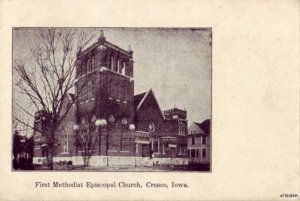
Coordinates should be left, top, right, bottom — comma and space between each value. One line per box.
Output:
202, 149, 206, 158
110, 56, 114, 70
87, 59, 91, 72
92, 55, 95, 70
112, 56, 116, 71
117, 58, 120, 73
62, 134, 69, 153
82, 60, 87, 75
122, 61, 126, 75
148, 121, 155, 132
87, 80, 94, 99
191, 149, 195, 158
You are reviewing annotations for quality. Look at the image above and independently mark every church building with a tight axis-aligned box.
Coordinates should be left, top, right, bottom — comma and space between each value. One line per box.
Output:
32, 31, 188, 167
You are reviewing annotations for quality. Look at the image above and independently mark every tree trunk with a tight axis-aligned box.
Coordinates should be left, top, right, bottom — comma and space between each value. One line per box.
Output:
48, 148, 53, 170
48, 123, 57, 170
83, 154, 91, 166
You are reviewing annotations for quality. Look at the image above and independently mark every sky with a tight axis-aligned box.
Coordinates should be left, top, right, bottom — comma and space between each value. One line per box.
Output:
13, 27, 211, 132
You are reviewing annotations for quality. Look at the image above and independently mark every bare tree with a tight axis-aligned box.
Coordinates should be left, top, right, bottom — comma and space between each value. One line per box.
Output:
73, 118, 107, 166
76, 124, 100, 166
13, 28, 96, 169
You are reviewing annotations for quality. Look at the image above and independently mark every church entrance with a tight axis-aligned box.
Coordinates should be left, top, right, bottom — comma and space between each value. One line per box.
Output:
41, 146, 48, 157
141, 144, 148, 157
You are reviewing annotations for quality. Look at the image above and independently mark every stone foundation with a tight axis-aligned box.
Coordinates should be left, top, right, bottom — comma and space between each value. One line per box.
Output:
51, 156, 152, 167
151, 157, 189, 166
34, 156, 189, 167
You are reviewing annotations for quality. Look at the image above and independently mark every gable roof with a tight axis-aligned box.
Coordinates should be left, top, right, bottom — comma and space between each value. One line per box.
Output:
199, 119, 211, 135
193, 119, 211, 135
68, 93, 75, 103
134, 89, 165, 119
190, 122, 206, 134
194, 122, 203, 129
134, 92, 147, 110
66, 93, 76, 109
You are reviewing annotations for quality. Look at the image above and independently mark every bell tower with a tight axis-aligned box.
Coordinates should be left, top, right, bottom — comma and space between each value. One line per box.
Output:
75, 30, 135, 155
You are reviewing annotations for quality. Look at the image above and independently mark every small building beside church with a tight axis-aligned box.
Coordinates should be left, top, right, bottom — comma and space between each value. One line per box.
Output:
187, 119, 211, 168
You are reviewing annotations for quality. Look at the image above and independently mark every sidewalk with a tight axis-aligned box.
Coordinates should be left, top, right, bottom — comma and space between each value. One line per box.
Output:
71, 164, 191, 172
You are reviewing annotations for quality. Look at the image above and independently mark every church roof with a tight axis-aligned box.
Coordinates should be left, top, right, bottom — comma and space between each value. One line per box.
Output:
134, 92, 147, 110
133, 89, 165, 119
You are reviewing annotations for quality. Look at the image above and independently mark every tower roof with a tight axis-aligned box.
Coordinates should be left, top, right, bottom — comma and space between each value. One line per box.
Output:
78, 30, 133, 59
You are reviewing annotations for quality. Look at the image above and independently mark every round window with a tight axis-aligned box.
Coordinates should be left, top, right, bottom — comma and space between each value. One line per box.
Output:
108, 114, 115, 123
148, 121, 155, 132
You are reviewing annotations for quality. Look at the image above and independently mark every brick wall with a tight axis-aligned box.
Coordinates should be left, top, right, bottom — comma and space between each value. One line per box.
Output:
134, 90, 188, 158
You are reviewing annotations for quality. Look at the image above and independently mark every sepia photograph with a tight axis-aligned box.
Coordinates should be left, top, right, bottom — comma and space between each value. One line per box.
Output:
1, 0, 298, 200
12, 27, 212, 172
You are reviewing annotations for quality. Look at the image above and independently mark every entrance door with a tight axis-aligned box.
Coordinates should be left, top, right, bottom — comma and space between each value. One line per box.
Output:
42, 146, 48, 157
141, 144, 148, 157
170, 148, 176, 159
